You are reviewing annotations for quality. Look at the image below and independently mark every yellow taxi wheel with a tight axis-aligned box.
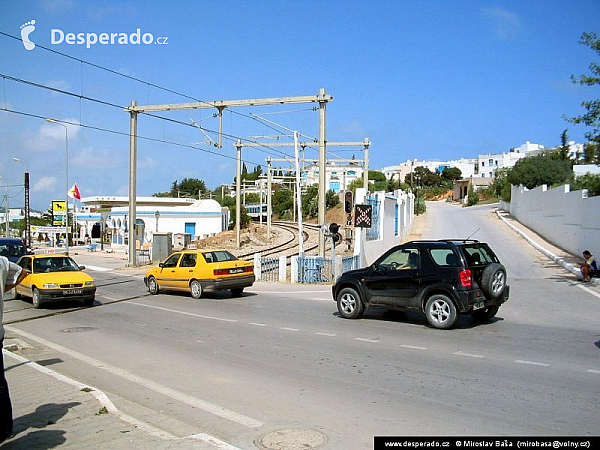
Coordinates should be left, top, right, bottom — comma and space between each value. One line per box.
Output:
190, 280, 202, 299
32, 288, 43, 309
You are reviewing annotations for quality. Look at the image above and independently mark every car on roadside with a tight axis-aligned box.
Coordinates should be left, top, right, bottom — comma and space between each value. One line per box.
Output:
144, 249, 255, 299
15, 254, 96, 308
332, 240, 509, 329
0, 237, 29, 263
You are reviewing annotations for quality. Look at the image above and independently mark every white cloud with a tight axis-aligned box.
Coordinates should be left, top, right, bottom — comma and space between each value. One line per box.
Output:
482, 7, 522, 40
33, 176, 57, 192
71, 146, 118, 169
341, 120, 366, 137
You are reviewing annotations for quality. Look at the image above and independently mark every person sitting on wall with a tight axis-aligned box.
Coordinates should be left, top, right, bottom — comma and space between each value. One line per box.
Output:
578, 250, 598, 282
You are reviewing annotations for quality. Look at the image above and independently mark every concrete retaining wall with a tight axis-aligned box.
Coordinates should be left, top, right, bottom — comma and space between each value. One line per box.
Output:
502, 183, 600, 256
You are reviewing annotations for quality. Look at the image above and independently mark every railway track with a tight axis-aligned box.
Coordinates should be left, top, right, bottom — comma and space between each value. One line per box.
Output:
238, 222, 321, 261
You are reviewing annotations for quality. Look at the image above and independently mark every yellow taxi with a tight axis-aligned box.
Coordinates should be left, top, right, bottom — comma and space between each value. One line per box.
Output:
15, 254, 96, 308
144, 249, 255, 299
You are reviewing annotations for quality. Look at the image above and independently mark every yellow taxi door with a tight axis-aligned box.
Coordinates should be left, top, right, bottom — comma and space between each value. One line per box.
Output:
171, 253, 197, 290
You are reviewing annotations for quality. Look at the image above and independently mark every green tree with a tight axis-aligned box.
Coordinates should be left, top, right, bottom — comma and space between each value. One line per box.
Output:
153, 178, 207, 199
272, 187, 294, 219
571, 173, 600, 197
506, 154, 572, 190
441, 167, 462, 182
567, 32, 600, 143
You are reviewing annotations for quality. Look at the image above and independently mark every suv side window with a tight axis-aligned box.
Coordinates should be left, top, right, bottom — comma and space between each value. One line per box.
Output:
430, 249, 458, 267
378, 248, 420, 270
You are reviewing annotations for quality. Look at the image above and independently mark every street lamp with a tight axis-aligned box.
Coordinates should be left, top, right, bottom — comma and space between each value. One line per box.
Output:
45, 119, 69, 254
13, 157, 30, 248
155, 211, 160, 232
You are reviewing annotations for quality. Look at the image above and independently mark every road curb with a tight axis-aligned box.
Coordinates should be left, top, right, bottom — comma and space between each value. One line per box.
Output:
495, 208, 599, 286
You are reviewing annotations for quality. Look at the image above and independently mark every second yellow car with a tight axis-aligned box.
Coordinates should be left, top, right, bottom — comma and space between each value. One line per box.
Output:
144, 249, 255, 299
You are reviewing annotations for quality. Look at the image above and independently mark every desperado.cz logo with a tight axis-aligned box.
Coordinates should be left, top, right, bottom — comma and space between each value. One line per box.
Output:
20, 19, 168, 50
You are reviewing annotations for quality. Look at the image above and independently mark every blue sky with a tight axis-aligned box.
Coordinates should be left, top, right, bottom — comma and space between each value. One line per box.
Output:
0, 0, 598, 211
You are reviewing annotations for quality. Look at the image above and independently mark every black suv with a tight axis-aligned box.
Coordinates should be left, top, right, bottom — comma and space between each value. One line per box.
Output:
332, 240, 509, 329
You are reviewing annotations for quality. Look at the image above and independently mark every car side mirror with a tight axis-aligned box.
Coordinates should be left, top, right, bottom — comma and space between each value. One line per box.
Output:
79, 265, 86, 270
159, 262, 164, 268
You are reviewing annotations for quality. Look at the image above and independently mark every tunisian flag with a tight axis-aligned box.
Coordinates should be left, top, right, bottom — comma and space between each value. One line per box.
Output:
67, 183, 81, 200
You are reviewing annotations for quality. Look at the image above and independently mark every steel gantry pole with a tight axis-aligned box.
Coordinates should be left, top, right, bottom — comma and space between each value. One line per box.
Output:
363, 137, 370, 190
235, 140, 242, 249
128, 101, 138, 266
318, 88, 328, 256
266, 157, 272, 239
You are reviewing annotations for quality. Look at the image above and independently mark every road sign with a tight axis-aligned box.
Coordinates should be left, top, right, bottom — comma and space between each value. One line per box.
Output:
354, 204, 372, 228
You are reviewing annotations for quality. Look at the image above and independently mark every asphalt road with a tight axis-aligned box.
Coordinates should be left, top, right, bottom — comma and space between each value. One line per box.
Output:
5, 202, 600, 449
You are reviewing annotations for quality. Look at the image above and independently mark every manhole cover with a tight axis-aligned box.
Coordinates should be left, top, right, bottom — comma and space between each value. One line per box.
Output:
257, 429, 327, 450
60, 327, 96, 333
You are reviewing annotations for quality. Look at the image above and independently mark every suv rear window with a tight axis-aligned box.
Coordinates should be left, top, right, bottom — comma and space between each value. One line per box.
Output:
461, 245, 499, 266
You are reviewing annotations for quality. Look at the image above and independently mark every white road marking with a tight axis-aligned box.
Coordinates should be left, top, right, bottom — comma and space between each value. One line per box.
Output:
577, 284, 600, 299
354, 337, 379, 343
6, 326, 264, 429
514, 360, 550, 367
280, 327, 300, 331
85, 265, 113, 272
129, 302, 238, 323
587, 369, 600, 374
249, 322, 267, 327
315, 332, 337, 337
401, 345, 427, 350
453, 352, 484, 358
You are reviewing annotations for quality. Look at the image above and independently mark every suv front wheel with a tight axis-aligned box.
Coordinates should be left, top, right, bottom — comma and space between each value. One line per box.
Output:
336, 287, 365, 319
425, 294, 458, 329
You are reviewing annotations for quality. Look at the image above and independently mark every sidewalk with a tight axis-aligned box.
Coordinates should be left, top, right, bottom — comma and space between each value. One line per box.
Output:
2, 213, 597, 449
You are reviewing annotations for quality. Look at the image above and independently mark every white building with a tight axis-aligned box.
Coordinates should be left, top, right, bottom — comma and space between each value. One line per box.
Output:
301, 162, 364, 193
78, 197, 228, 251
477, 141, 545, 178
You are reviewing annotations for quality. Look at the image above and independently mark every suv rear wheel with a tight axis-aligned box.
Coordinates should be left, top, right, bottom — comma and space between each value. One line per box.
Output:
336, 287, 365, 319
425, 294, 458, 329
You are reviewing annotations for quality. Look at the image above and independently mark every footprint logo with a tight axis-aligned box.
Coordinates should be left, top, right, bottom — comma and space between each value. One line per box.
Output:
20, 20, 36, 50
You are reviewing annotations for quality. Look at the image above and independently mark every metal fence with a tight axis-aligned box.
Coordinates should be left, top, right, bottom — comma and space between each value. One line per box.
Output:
342, 255, 360, 273
366, 195, 380, 241
260, 256, 280, 282
298, 256, 333, 283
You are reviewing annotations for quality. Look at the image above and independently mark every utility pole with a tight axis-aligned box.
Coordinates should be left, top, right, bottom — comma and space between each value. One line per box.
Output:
235, 140, 242, 249
128, 101, 138, 266
317, 88, 328, 256
266, 157, 272, 239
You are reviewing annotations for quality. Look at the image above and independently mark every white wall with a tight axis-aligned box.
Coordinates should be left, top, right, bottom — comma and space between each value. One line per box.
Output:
354, 188, 414, 266
503, 184, 600, 256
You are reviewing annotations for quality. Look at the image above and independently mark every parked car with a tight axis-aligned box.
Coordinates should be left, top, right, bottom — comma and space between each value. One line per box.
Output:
15, 254, 96, 308
144, 249, 255, 299
0, 237, 29, 263
332, 240, 509, 329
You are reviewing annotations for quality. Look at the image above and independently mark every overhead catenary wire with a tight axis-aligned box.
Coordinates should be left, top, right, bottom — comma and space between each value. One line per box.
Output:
0, 31, 318, 160
0, 73, 303, 162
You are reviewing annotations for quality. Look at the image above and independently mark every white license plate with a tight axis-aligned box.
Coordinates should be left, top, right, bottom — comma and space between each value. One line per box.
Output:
63, 289, 83, 295
229, 268, 244, 274
473, 301, 485, 310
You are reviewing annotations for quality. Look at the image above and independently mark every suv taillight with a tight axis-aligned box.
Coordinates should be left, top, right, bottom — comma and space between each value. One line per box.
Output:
459, 269, 472, 287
